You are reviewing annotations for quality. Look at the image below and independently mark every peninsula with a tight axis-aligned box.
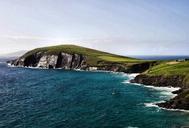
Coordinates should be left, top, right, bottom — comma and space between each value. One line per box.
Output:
8, 44, 189, 110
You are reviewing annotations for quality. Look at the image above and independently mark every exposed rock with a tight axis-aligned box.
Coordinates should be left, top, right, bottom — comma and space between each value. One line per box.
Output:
126, 62, 158, 73
56, 52, 73, 69
131, 74, 189, 110
131, 74, 185, 87
37, 55, 58, 69
157, 89, 189, 110
71, 54, 81, 69
9, 52, 87, 70
24, 52, 43, 67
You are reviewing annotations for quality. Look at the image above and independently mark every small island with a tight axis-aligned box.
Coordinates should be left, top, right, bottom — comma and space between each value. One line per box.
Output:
8, 44, 189, 111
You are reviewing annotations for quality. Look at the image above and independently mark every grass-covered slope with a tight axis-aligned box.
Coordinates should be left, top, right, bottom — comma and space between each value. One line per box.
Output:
146, 61, 189, 86
147, 61, 189, 76
146, 61, 189, 110
22, 44, 144, 66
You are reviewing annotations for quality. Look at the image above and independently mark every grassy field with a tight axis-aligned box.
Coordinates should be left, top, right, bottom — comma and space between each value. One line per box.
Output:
146, 61, 189, 85
146, 61, 189, 76
22, 44, 144, 65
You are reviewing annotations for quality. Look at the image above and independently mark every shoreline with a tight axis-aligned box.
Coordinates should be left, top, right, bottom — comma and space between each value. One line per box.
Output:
6, 63, 189, 112
127, 75, 189, 113
6, 63, 129, 74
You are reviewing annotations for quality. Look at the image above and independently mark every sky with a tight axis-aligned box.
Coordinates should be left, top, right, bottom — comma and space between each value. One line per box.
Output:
0, 0, 189, 56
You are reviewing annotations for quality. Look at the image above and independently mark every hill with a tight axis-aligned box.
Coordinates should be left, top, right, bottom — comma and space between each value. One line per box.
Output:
145, 61, 189, 87
22, 45, 143, 65
9, 44, 155, 72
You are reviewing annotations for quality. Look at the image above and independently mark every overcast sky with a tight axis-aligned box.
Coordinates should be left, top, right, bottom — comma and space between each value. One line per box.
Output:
0, 0, 189, 55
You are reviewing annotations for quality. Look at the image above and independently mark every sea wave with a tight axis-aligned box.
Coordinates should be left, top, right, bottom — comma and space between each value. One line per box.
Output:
127, 73, 140, 79
127, 126, 138, 128
160, 107, 189, 113
124, 79, 180, 95
144, 101, 189, 113
124, 73, 180, 93
122, 73, 188, 113
121, 73, 140, 83
144, 101, 164, 108
142, 85, 180, 92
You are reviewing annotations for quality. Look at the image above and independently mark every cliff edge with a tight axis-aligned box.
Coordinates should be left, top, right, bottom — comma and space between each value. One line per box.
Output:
131, 61, 189, 110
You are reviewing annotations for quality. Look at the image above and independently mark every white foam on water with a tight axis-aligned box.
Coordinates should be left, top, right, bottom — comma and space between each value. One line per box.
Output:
127, 73, 140, 78
7, 63, 16, 67
160, 107, 189, 113
144, 99, 189, 113
144, 101, 189, 113
122, 81, 130, 84
121, 73, 189, 113
127, 126, 138, 128
144, 101, 164, 108
121, 73, 140, 84
143, 85, 180, 92
125, 80, 180, 97
122, 73, 180, 93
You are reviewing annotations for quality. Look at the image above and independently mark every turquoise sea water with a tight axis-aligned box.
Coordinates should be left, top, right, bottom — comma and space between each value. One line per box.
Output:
0, 62, 189, 128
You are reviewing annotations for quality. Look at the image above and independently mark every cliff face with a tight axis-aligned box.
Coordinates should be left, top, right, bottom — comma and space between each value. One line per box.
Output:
8, 44, 154, 72
157, 89, 189, 110
131, 74, 189, 110
131, 75, 185, 88
9, 50, 156, 73
9, 52, 87, 69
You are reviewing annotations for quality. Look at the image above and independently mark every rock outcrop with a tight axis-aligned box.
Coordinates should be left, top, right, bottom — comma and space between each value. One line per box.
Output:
131, 74, 185, 88
9, 52, 87, 69
131, 74, 189, 110
157, 89, 189, 110
9, 50, 157, 73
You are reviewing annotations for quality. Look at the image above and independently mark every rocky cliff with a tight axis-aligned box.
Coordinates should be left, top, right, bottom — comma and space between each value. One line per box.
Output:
131, 75, 186, 88
9, 51, 87, 69
9, 52, 156, 73
8, 45, 156, 72
157, 89, 189, 110
131, 74, 189, 110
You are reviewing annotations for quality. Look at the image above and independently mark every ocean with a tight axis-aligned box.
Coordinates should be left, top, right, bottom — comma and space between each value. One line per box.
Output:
0, 61, 189, 128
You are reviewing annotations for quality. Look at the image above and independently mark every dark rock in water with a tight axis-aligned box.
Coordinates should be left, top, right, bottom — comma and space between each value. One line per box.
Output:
157, 89, 189, 110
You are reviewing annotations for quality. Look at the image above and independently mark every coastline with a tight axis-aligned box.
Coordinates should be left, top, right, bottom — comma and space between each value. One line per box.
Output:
130, 74, 189, 112
122, 73, 184, 112
6, 62, 189, 112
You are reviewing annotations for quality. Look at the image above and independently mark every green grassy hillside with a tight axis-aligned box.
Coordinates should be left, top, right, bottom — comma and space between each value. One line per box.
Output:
22, 44, 144, 66
146, 61, 189, 85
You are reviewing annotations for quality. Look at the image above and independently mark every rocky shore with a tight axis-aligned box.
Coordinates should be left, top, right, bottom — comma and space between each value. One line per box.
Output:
7, 44, 189, 111
131, 74, 189, 110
